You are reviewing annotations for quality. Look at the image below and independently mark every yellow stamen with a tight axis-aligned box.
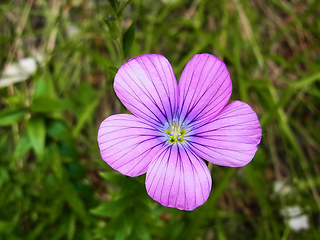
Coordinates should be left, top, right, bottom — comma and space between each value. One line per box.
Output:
164, 121, 186, 143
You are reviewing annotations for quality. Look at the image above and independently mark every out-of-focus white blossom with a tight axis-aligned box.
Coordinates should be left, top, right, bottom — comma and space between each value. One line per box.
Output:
281, 206, 309, 232
0, 56, 42, 88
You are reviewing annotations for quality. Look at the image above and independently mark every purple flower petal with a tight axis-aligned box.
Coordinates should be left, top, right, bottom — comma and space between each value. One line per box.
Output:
178, 53, 232, 125
114, 54, 178, 128
145, 144, 212, 211
187, 101, 262, 167
97, 114, 166, 177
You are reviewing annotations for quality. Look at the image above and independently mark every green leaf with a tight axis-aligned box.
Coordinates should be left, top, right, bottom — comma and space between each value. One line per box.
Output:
14, 133, 32, 160
114, 215, 133, 240
122, 21, 135, 58
31, 96, 70, 113
67, 215, 76, 240
104, 14, 120, 39
117, 0, 133, 17
133, 221, 151, 240
0, 169, 9, 189
47, 119, 72, 142
90, 202, 119, 218
0, 135, 8, 150
61, 182, 88, 225
0, 109, 26, 126
109, 0, 118, 13
72, 99, 99, 137
33, 74, 57, 99
0, 220, 16, 233
27, 117, 46, 159
115, 228, 128, 240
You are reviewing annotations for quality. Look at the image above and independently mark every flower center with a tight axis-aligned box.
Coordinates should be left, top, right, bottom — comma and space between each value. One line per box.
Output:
164, 120, 186, 143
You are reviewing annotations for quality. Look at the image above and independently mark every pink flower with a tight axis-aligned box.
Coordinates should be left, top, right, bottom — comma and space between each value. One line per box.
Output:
98, 54, 262, 210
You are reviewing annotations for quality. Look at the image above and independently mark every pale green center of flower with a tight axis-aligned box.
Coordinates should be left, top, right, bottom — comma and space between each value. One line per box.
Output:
164, 121, 186, 143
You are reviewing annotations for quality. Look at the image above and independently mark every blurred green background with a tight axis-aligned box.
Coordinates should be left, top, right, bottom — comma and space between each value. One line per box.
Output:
1, 0, 320, 239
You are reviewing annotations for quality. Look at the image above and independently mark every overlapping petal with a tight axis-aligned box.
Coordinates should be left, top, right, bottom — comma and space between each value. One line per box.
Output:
97, 114, 166, 177
178, 54, 232, 126
187, 101, 262, 167
114, 54, 178, 127
146, 144, 212, 211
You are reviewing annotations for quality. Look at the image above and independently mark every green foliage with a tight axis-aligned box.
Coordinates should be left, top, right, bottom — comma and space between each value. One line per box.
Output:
122, 21, 136, 58
27, 116, 45, 159
0, 109, 26, 126
1, 0, 320, 239
91, 174, 158, 240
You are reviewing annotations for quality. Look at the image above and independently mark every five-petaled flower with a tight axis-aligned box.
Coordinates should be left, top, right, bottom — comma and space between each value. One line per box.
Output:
98, 53, 262, 211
